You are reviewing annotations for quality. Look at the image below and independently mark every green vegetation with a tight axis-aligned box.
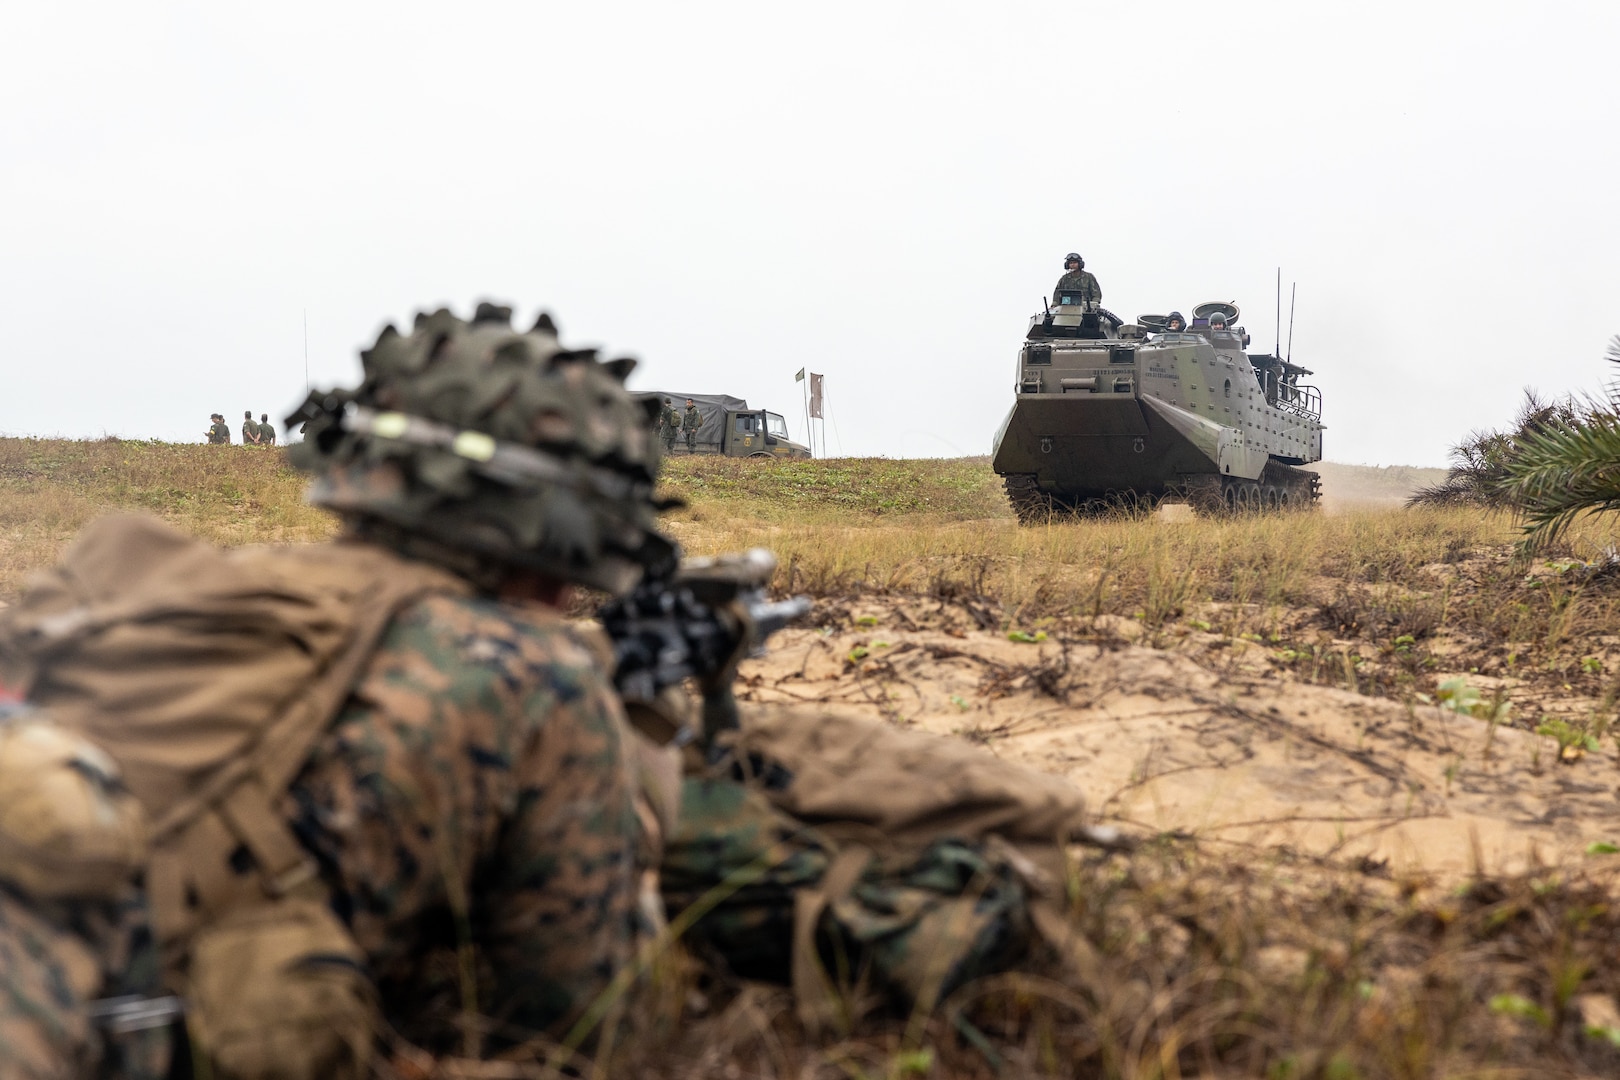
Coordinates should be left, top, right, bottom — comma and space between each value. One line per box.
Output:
661, 454, 1005, 520
1414, 335, 1620, 551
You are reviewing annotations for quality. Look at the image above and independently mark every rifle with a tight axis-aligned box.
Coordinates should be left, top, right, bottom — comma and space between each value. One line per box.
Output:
598, 548, 811, 749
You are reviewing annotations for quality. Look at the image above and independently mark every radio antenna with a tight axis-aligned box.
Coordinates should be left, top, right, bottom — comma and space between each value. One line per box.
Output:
1285, 283, 1297, 363
1274, 268, 1281, 358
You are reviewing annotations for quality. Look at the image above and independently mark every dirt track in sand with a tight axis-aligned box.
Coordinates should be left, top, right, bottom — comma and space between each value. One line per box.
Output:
739, 601, 1620, 880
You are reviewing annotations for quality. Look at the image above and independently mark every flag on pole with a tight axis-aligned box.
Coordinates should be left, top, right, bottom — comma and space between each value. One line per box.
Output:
809, 373, 824, 419
794, 367, 806, 382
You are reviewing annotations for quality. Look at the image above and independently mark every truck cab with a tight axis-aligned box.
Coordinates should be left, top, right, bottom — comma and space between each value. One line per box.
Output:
725, 409, 810, 459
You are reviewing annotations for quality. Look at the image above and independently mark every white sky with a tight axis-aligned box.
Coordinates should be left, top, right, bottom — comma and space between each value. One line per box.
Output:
2, 0, 1616, 465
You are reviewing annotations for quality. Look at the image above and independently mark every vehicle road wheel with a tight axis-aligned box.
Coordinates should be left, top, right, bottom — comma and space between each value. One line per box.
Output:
749, 451, 772, 458
1004, 474, 1056, 525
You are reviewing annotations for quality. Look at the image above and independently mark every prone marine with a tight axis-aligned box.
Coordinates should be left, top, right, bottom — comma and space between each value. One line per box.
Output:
0, 300, 1100, 1078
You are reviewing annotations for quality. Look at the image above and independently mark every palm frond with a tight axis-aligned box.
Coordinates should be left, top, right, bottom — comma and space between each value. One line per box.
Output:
1500, 412, 1620, 550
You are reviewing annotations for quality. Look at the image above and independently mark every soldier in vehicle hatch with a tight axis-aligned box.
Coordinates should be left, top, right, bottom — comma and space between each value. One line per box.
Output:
1166, 312, 1186, 333
1052, 252, 1101, 307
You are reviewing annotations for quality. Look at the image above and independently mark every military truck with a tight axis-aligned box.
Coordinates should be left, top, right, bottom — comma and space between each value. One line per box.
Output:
647, 392, 813, 459
991, 290, 1324, 521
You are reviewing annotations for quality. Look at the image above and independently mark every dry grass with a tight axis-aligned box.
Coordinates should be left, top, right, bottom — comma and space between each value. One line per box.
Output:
663, 459, 1620, 737
0, 436, 332, 593
594, 850, 1620, 1079
11, 441, 1620, 1076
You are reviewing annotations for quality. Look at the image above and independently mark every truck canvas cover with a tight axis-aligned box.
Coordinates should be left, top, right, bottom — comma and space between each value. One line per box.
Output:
642, 391, 748, 452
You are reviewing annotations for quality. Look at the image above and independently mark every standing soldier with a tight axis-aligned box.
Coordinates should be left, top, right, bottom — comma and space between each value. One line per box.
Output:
682, 397, 702, 452
659, 397, 679, 452
241, 410, 261, 446
207, 413, 231, 444
0, 302, 671, 1077
259, 413, 277, 446
1052, 252, 1102, 308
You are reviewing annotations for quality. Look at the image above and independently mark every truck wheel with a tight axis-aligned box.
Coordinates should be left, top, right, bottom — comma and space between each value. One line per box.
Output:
749, 451, 772, 458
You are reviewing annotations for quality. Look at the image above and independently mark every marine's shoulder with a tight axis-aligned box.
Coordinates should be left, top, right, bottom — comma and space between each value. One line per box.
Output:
375, 592, 609, 690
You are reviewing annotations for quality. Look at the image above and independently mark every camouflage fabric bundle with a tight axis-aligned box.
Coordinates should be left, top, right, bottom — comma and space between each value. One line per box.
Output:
663, 705, 1089, 1030
288, 303, 676, 595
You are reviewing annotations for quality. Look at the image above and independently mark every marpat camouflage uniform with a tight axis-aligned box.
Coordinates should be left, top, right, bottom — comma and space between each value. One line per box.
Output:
282, 591, 645, 1051
0, 888, 169, 1080
0, 302, 673, 1075
1052, 268, 1101, 306
682, 405, 701, 451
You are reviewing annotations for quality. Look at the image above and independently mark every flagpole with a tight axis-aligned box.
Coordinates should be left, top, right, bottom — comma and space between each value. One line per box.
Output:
796, 367, 812, 457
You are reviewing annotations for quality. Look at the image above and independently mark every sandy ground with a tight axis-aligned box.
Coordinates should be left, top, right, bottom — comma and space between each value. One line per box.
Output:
740, 602, 1620, 881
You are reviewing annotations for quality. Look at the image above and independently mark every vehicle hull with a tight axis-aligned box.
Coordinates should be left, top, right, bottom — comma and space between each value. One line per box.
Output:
991, 325, 1325, 516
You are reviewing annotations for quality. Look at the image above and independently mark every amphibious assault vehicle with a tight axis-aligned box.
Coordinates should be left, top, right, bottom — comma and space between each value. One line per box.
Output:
991, 291, 1324, 522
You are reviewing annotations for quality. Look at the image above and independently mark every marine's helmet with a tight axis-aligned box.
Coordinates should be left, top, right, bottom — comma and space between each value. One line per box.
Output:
1064, 252, 1083, 269
286, 301, 676, 596
1167, 311, 1185, 327
1210, 312, 1228, 327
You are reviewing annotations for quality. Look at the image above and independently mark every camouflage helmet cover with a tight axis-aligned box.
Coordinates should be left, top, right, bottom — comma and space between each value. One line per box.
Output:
286, 302, 676, 595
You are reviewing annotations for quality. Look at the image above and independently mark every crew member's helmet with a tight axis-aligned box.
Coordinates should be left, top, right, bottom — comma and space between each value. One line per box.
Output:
287, 302, 675, 596
1167, 311, 1185, 327
1210, 312, 1228, 327
1064, 252, 1083, 268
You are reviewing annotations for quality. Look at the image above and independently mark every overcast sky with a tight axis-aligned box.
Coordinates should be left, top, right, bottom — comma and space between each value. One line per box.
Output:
3, 1, 1616, 465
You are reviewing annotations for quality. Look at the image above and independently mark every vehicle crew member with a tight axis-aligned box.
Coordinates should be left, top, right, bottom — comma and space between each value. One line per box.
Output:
682, 398, 701, 451
1052, 252, 1101, 308
1166, 311, 1186, 332
207, 413, 231, 444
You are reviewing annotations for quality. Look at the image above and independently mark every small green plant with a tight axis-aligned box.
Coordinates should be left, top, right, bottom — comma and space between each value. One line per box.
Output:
1581, 656, 1603, 674
1489, 993, 1551, 1028
847, 645, 870, 663
1007, 629, 1047, 644
1429, 678, 1511, 723
1588, 1024, 1620, 1048
1536, 717, 1601, 754
1587, 841, 1620, 856
854, 614, 880, 627
949, 694, 971, 712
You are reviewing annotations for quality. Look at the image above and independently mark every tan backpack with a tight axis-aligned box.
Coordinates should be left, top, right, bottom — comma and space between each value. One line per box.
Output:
0, 514, 471, 1077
